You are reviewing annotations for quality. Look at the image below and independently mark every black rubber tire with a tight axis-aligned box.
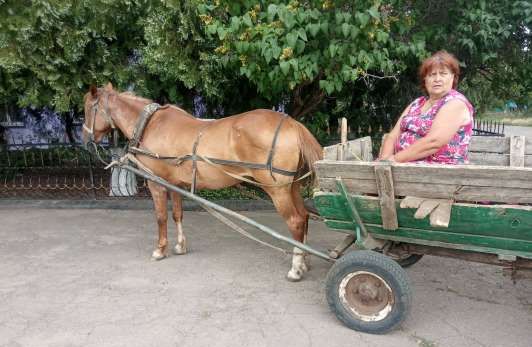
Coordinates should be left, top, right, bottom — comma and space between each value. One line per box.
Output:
325, 250, 412, 334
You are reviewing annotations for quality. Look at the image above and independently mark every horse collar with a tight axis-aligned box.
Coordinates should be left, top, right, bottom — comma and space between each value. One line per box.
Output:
129, 103, 163, 148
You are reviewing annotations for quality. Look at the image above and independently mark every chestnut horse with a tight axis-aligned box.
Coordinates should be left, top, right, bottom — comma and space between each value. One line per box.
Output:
82, 83, 322, 281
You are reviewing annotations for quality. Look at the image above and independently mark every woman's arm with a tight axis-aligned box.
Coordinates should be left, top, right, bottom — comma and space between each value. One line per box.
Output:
378, 105, 411, 160
392, 99, 470, 163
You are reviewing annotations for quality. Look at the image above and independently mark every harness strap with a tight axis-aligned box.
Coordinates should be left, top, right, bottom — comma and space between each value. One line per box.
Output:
197, 154, 312, 188
266, 114, 288, 181
129, 103, 166, 148
190, 131, 204, 194
128, 146, 298, 176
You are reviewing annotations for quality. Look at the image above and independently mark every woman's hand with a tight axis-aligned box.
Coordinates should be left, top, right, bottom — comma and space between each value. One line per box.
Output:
378, 104, 412, 160
377, 154, 396, 162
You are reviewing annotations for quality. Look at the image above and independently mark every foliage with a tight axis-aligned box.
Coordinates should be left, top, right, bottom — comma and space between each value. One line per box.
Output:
0, 0, 529, 139
0, 0, 149, 112
198, 0, 425, 119
407, 0, 531, 113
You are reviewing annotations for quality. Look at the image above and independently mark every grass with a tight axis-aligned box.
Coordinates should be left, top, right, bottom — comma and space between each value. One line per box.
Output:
477, 111, 532, 126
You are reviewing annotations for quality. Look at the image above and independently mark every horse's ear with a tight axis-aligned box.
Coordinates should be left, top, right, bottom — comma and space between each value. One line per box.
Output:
89, 85, 98, 98
104, 82, 114, 91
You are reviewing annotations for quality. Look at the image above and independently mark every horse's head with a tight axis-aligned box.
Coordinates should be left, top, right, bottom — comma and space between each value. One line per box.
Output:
82, 83, 116, 146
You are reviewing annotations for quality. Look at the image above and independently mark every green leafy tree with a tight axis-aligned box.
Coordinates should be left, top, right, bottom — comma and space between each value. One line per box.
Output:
0, 0, 149, 112
0, 0, 529, 141
407, 0, 531, 113
198, 0, 424, 120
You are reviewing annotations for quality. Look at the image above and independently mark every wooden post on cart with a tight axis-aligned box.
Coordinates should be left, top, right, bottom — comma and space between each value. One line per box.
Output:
338, 117, 348, 161
330, 118, 358, 258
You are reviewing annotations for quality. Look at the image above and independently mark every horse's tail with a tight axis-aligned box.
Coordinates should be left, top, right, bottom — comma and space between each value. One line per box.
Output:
292, 119, 323, 186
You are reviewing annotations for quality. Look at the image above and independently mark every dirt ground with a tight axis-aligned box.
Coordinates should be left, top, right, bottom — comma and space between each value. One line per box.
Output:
0, 208, 531, 347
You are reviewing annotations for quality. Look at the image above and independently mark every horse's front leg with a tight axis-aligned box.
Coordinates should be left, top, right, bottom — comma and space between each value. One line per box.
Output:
147, 181, 169, 260
170, 191, 187, 255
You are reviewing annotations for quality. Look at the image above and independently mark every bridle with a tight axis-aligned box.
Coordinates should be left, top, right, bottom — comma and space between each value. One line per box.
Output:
83, 89, 116, 142
83, 89, 118, 165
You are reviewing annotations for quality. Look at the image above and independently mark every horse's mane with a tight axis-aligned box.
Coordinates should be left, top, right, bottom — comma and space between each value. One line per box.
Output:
119, 91, 195, 118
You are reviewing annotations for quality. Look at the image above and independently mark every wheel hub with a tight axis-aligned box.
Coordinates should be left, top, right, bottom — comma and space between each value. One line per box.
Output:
339, 271, 394, 322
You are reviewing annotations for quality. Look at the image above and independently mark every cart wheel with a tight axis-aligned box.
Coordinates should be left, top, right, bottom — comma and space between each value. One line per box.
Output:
326, 250, 411, 334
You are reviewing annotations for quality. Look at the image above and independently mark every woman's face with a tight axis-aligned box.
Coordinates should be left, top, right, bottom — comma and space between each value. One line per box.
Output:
424, 66, 454, 99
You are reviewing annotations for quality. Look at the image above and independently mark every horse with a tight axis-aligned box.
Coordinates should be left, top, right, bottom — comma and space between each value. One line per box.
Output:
82, 83, 323, 281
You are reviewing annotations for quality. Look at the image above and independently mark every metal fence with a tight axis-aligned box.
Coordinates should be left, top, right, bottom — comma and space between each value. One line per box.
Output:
0, 140, 150, 199
472, 119, 505, 136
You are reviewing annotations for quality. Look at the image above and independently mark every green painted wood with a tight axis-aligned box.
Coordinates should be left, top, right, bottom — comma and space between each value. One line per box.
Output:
315, 193, 532, 241
314, 192, 532, 258
366, 225, 532, 257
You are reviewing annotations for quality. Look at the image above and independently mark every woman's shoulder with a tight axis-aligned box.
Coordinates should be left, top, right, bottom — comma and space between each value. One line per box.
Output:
445, 89, 468, 100
443, 90, 474, 114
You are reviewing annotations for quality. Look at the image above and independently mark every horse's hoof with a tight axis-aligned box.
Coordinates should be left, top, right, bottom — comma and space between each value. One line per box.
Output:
173, 245, 188, 255
286, 269, 303, 282
151, 249, 167, 261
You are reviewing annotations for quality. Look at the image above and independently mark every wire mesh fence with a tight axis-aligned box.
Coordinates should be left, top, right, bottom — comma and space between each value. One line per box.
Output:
0, 140, 151, 199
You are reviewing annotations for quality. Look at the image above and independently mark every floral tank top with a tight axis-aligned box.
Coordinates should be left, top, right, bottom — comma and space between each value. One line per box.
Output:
394, 89, 474, 164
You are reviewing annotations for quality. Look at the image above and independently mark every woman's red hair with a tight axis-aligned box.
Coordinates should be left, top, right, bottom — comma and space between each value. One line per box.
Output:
419, 50, 460, 92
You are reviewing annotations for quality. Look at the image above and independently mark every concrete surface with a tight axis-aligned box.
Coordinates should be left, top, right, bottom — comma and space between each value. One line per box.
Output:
0, 208, 531, 347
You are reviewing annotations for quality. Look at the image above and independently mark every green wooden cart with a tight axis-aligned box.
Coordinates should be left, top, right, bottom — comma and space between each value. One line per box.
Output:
314, 135, 532, 334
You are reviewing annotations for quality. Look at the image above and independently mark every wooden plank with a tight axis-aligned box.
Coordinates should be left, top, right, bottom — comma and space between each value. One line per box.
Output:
320, 219, 532, 259
374, 163, 398, 230
400, 196, 424, 209
510, 135, 526, 167
338, 117, 347, 160
413, 199, 440, 219
357, 136, 373, 161
317, 177, 532, 203
366, 228, 532, 260
429, 201, 452, 228
313, 193, 532, 242
469, 152, 510, 166
525, 139, 532, 155
469, 136, 509, 153
466, 153, 532, 166
323, 144, 340, 160
377, 135, 532, 156
315, 160, 532, 189
322, 136, 373, 161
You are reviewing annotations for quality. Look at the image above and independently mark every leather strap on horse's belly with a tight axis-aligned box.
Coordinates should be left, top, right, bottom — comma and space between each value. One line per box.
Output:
128, 147, 297, 176
184, 155, 297, 176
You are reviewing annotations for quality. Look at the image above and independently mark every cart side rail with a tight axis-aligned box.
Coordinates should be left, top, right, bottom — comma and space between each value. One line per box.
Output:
314, 192, 532, 259
314, 160, 532, 204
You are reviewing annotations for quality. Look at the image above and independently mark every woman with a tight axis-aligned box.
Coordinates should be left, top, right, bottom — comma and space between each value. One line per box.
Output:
379, 50, 474, 164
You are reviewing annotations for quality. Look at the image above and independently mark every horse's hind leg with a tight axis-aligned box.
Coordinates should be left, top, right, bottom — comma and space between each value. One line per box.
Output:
170, 191, 187, 255
291, 182, 311, 270
147, 180, 169, 260
266, 187, 309, 282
